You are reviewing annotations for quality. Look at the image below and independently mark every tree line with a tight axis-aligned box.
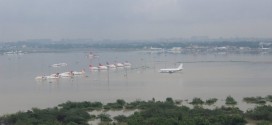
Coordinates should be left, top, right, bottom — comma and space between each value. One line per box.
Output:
0, 96, 271, 125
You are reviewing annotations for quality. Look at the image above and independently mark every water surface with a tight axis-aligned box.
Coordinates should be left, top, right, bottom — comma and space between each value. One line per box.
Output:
0, 51, 271, 114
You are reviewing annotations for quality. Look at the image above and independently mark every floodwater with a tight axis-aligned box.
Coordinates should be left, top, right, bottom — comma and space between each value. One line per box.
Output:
0, 50, 272, 114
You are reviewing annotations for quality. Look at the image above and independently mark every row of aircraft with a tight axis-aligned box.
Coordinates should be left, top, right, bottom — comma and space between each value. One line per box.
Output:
35, 70, 85, 80
89, 62, 132, 70
88, 62, 183, 74
90, 62, 184, 73
88, 51, 184, 73
35, 62, 132, 80
36, 61, 183, 81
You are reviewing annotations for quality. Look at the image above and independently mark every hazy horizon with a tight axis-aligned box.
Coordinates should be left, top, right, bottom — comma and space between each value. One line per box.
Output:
1, 0, 272, 42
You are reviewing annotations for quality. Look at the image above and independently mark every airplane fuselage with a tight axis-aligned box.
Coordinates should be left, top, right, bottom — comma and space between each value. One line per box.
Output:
159, 64, 183, 73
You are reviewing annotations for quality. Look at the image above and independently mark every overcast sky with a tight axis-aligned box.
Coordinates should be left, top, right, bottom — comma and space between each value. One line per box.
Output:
0, 0, 272, 42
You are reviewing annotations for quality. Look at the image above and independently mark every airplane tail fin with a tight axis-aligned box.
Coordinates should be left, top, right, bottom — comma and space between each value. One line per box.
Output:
177, 63, 183, 70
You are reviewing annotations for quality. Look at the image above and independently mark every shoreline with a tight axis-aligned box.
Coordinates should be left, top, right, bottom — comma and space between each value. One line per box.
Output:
1, 96, 271, 125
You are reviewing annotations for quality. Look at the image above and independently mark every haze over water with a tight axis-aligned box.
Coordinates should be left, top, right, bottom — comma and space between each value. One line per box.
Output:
0, 51, 272, 114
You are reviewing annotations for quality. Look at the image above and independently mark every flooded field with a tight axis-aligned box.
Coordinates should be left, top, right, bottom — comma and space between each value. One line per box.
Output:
0, 50, 272, 114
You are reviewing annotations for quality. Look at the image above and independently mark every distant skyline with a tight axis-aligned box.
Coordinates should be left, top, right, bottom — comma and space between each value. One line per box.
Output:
1, 0, 272, 42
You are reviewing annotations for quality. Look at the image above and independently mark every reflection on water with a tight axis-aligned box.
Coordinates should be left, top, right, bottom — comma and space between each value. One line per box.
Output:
0, 51, 272, 114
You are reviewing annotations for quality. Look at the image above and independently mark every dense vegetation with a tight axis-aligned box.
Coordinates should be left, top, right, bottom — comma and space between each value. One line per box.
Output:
246, 105, 272, 122
124, 101, 245, 125
243, 95, 272, 104
0, 107, 90, 125
0, 96, 271, 125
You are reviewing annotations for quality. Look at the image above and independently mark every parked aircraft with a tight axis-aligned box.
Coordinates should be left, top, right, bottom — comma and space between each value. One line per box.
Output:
159, 64, 183, 73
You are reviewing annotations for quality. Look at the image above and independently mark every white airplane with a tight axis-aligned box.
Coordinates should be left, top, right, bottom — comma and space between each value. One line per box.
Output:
159, 64, 183, 73
123, 61, 132, 67
46, 73, 60, 79
35, 75, 47, 80
73, 69, 85, 75
89, 64, 99, 70
98, 63, 108, 70
106, 62, 116, 69
115, 62, 124, 67
59, 71, 74, 78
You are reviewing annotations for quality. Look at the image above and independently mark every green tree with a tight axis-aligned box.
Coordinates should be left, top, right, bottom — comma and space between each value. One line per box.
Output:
190, 98, 204, 105
113, 115, 127, 123
225, 96, 237, 105
166, 97, 174, 104
116, 99, 126, 107
97, 113, 112, 122
205, 98, 218, 105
